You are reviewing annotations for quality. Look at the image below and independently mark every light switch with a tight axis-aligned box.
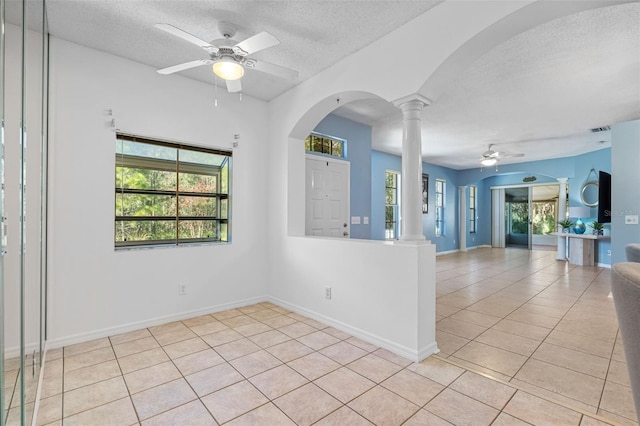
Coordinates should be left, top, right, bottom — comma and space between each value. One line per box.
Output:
351, 216, 361, 225
363, 216, 369, 225
625, 215, 639, 225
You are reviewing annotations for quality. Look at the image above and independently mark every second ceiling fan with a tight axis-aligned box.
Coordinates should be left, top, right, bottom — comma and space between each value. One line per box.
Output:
155, 21, 298, 93
480, 144, 524, 167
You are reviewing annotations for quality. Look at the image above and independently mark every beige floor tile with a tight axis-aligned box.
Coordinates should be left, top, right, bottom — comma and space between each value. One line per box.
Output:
372, 348, 412, 367
404, 409, 454, 425
63, 376, 129, 418
35, 394, 62, 426
142, 400, 216, 425
212, 308, 243, 321
153, 328, 197, 346
200, 328, 244, 347
611, 339, 627, 363
514, 359, 605, 407
491, 319, 551, 341
544, 329, 615, 359
113, 336, 160, 358
596, 409, 638, 426
491, 412, 531, 425
225, 402, 295, 426
450, 309, 502, 327
63, 397, 138, 426
238, 304, 265, 314
214, 338, 262, 361
172, 349, 225, 376
247, 309, 283, 322
118, 348, 169, 374
267, 340, 315, 363
162, 337, 209, 359
64, 359, 122, 392
248, 330, 291, 348
287, 352, 341, 380
554, 318, 618, 344
436, 303, 462, 318
436, 330, 470, 356
599, 381, 637, 422
607, 360, 632, 388
314, 367, 375, 403
345, 337, 379, 352
314, 406, 374, 426
302, 318, 329, 329
189, 321, 229, 337
185, 362, 244, 397
436, 317, 487, 340
446, 357, 513, 382
287, 312, 310, 322
425, 388, 499, 425
297, 331, 340, 350
450, 371, 516, 410
270, 306, 291, 315
201, 380, 269, 424
508, 378, 598, 414
580, 415, 618, 426
531, 342, 610, 379
249, 364, 309, 399
64, 346, 116, 372
274, 383, 341, 426
221, 315, 258, 329
322, 327, 352, 340
109, 329, 152, 346
46, 347, 64, 361
278, 322, 318, 338
349, 385, 420, 425
148, 321, 188, 336
124, 361, 182, 394
381, 369, 444, 406
503, 391, 583, 425
406, 356, 465, 386
466, 300, 519, 318
261, 315, 297, 329
319, 341, 368, 365
233, 322, 273, 337
475, 328, 541, 357
506, 309, 561, 329
131, 378, 197, 420
40, 373, 63, 399
347, 353, 403, 383
452, 341, 528, 377
64, 338, 112, 358
229, 350, 282, 378
181, 314, 216, 328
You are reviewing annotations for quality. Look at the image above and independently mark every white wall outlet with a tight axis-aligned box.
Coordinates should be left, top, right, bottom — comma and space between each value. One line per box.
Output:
325, 287, 332, 299
351, 216, 361, 225
625, 215, 639, 225
178, 284, 187, 295
363, 216, 369, 225
607, 250, 611, 256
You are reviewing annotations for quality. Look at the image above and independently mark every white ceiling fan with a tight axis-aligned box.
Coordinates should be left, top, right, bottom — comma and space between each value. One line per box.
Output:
480, 144, 524, 167
155, 22, 298, 93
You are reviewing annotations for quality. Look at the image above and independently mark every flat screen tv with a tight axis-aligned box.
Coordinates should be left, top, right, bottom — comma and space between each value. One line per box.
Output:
598, 171, 611, 223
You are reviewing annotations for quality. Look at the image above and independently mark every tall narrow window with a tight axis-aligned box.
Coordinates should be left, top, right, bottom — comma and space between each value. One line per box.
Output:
385, 171, 400, 239
469, 185, 477, 234
115, 134, 231, 248
435, 179, 445, 237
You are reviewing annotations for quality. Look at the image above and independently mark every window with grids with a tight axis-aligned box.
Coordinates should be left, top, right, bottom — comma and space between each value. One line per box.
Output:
385, 171, 400, 240
115, 134, 231, 248
469, 185, 477, 234
435, 179, 445, 237
304, 132, 345, 158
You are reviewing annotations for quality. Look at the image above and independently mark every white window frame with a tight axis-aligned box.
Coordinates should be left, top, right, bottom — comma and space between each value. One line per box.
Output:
469, 185, 477, 234
435, 179, 445, 237
385, 170, 401, 240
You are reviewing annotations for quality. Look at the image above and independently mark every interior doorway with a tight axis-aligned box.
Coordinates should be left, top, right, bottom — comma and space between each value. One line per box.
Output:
305, 155, 351, 238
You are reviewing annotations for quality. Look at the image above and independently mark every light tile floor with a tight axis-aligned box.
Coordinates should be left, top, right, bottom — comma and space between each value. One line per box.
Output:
26, 248, 637, 425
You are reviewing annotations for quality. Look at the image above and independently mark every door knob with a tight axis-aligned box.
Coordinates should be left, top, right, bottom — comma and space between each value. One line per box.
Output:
343, 231, 349, 236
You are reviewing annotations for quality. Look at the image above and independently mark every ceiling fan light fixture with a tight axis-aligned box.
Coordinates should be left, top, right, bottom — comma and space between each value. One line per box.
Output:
212, 59, 244, 80
481, 158, 497, 167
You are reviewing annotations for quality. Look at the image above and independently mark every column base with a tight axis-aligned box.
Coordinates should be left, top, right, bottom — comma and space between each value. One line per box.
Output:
400, 234, 426, 242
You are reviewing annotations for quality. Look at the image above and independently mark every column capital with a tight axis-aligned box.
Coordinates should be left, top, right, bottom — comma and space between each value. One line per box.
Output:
393, 94, 432, 109
557, 177, 569, 184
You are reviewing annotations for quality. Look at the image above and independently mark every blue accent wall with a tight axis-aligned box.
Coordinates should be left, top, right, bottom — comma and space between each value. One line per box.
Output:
314, 114, 372, 239
371, 151, 401, 241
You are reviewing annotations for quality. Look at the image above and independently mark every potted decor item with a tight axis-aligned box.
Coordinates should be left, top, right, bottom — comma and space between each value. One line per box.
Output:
574, 218, 586, 234
589, 221, 605, 236
558, 219, 574, 233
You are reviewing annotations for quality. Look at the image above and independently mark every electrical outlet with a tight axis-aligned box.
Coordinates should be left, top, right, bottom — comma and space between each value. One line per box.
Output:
625, 215, 639, 225
607, 250, 611, 256
178, 284, 187, 295
325, 287, 332, 299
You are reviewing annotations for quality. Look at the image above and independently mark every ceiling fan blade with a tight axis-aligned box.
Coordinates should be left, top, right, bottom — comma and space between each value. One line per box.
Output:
155, 23, 218, 53
234, 31, 279, 55
157, 59, 211, 74
252, 60, 298, 80
226, 79, 242, 93
501, 153, 525, 158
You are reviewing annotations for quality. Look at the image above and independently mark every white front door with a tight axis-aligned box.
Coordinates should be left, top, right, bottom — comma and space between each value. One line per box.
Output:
305, 156, 350, 238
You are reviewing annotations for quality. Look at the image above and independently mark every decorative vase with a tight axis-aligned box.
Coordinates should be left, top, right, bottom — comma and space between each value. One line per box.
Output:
574, 218, 586, 234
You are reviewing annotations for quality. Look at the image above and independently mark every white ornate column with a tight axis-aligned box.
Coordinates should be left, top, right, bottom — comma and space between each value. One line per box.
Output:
395, 95, 430, 241
557, 177, 568, 260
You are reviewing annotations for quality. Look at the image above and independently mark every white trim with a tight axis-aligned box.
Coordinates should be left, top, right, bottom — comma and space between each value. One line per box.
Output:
305, 152, 350, 166
31, 349, 47, 426
436, 249, 459, 256
597, 262, 612, 268
45, 296, 267, 349
490, 181, 563, 190
268, 296, 439, 363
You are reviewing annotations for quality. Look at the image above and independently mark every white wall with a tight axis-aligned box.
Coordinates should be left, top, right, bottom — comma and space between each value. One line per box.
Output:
47, 38, 270, 347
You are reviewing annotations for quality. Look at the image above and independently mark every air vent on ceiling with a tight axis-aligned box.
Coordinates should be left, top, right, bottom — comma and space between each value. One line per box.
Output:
590, 126, 611, 133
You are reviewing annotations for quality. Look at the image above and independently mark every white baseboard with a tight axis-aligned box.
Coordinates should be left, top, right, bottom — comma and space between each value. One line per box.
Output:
597, 262, 612, 269
268, 296, 438, 363
436, 249, 459, 256
46, 295, 268, 350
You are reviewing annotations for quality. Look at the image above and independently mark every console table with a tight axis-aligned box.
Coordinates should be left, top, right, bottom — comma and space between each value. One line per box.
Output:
551, 232, 610, 266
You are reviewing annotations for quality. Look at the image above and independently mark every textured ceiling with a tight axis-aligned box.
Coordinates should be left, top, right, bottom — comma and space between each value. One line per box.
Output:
42, 1, 640, 169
